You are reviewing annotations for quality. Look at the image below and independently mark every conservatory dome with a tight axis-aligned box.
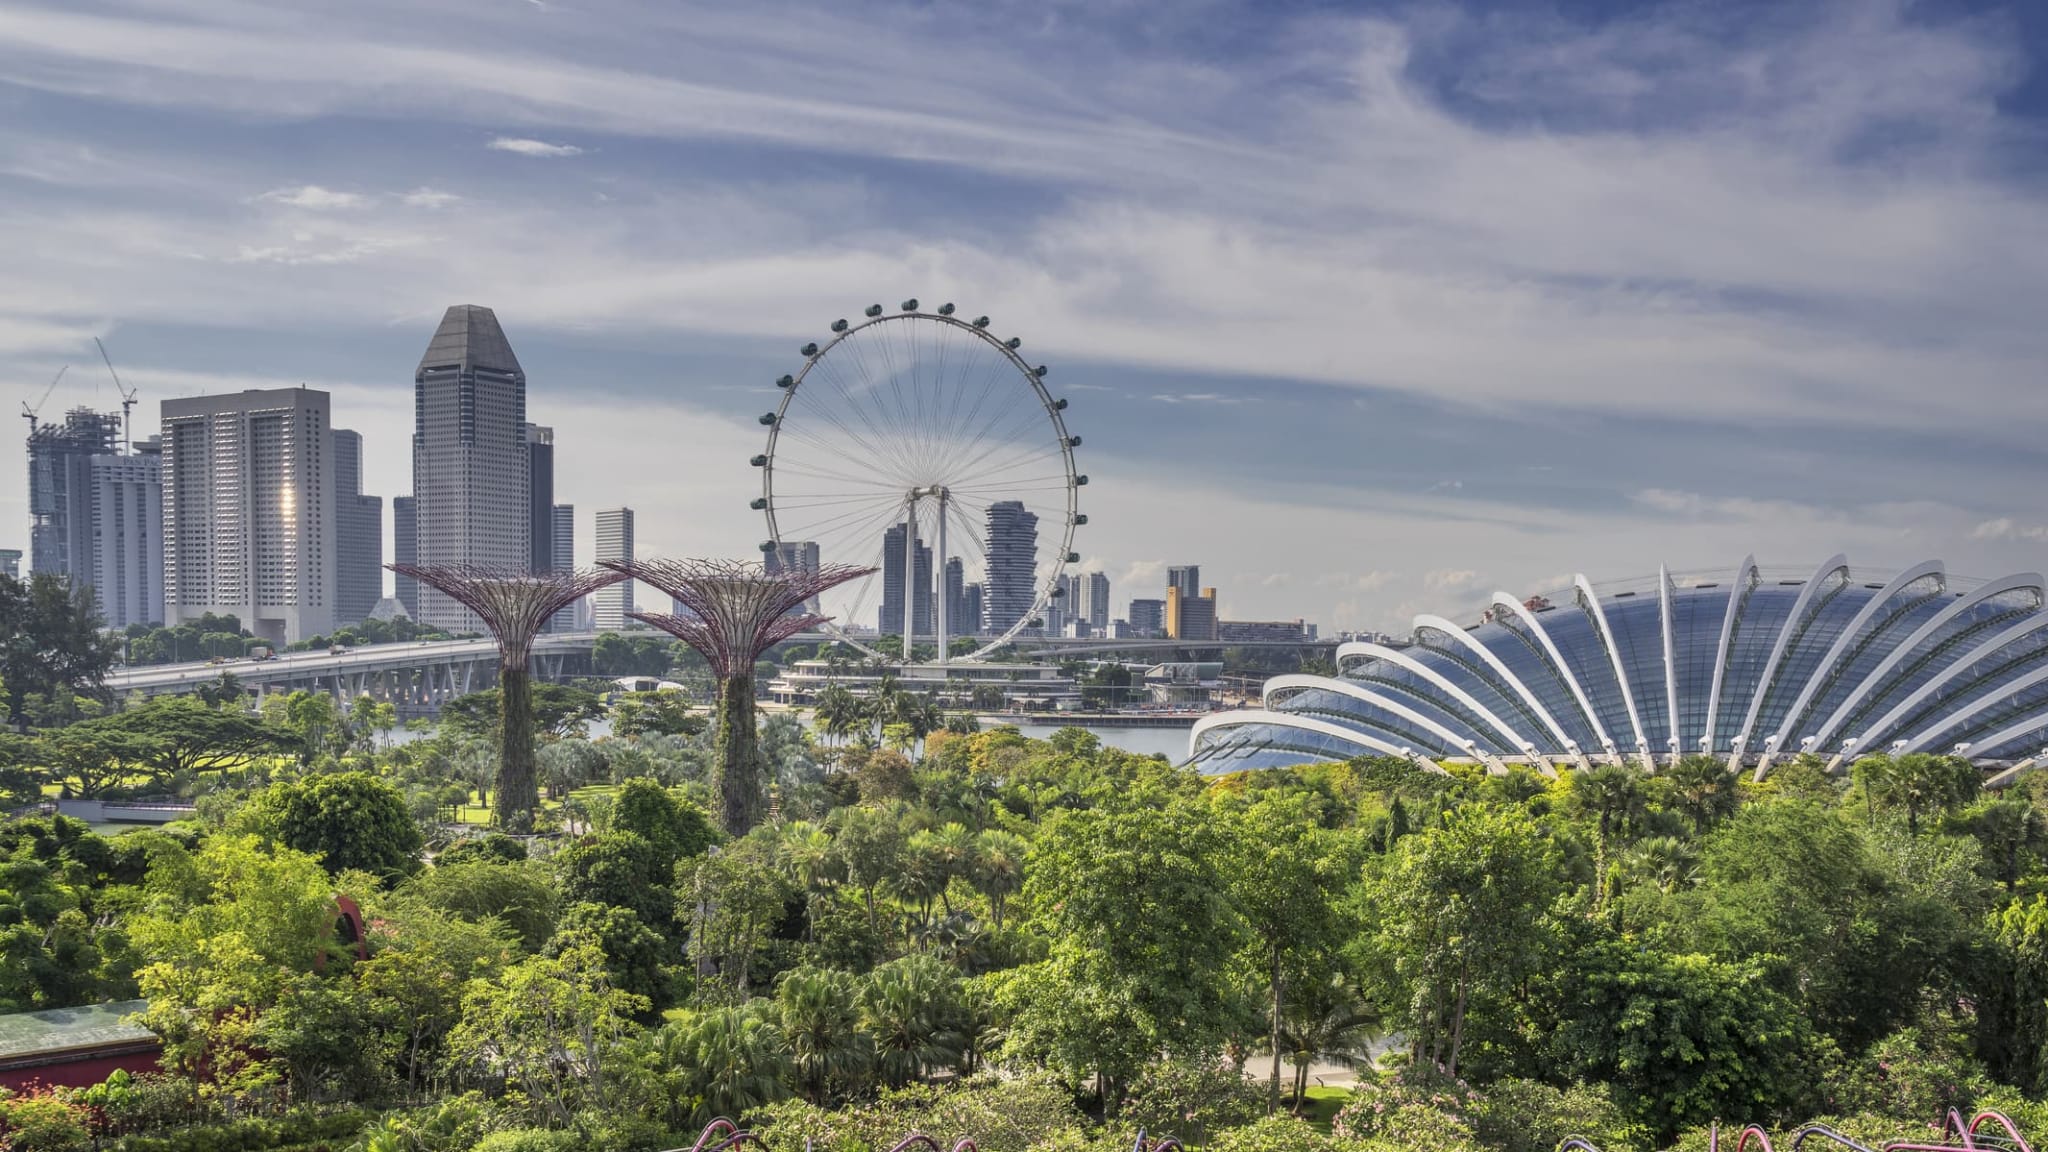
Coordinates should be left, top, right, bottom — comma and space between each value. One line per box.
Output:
1190, 556, 2048, 782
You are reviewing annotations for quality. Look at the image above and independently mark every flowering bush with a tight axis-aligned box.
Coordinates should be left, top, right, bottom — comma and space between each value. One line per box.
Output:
0, 1090, 90, 1152
1332, 1069, 1481, 1152
1208, 1114, 1342, 1152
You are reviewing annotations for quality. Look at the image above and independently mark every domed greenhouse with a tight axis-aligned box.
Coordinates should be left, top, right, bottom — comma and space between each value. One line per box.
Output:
1190, 556, 2048, 782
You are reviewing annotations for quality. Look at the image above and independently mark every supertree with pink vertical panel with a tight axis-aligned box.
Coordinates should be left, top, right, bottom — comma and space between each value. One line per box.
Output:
387, 563, 625, 832
603, 557, 873, 835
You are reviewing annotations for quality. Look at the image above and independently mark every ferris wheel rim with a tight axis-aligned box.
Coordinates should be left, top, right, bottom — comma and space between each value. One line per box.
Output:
759, 308, 1080, 663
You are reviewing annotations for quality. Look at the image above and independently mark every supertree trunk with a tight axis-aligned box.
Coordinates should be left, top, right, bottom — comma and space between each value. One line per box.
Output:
713, 673, 767, 836
498, 666, 540, 832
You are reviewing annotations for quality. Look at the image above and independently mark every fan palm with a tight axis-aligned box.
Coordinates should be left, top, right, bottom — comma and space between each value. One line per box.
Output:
1276, 976, 1381, 1113
773, 966, 872, 1103
974, 829, 1027, 930
858, 954, 965, 1087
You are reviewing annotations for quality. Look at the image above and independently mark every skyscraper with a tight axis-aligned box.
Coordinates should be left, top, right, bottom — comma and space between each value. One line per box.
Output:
0, 551, 19, 579
27, 407, 119, 581
879, 521, 932, 639
391, 496, 417, 617
944, 557, 966, 641
525, 424, 554, 574
86, 438, 162, 630
594, 508, 634, 630
549, 502, 575, 631
162, 387, 335, 645
1167, 565, 1201, 600
412, 305, 529, 631
331, 429, 383, 627
983, 500, 1038, 634
963, 583, 983, 635
1129, 598, 1165, 637
1166, 584, 1218, 641
1076, 571, 1111, 630
765, 540, 822, 612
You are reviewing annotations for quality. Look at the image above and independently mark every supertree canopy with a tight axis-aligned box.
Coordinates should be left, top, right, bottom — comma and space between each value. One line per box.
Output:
387, 563, 625, 831
606, 557, 872, 834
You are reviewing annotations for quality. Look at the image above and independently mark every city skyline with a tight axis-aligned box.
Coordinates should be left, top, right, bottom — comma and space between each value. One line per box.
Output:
8, 3, 2048, 632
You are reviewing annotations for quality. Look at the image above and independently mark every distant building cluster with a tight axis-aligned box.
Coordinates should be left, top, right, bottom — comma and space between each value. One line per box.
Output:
21, 306, 606, 646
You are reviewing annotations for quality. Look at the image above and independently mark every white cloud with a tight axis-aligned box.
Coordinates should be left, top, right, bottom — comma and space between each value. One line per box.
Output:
257, 184, 365, 209
487, 136, 583, 158
1971, 518, 2048, 543
400, 187, 461, 208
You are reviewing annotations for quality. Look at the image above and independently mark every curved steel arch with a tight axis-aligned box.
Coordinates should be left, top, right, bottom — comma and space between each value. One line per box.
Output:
1835, 610, 2048, 762
1188, 709, 1449, 773
1413, 613, 1584, 767
1574, 574, 1654, 770
1741, 554, 1848, 778
1660, 566, 1679, 764
1809, 571, 2047, 756
1702, 555, 1759, 754
1264, 675, 1510, 774
1895, 662, 2048, 756
1334, 641, 1532, 757
1762, 559, 1943, 767
1487, 594, 1613, 762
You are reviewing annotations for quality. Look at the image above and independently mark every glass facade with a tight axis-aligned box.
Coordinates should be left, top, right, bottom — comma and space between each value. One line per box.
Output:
1193, 559, 2048, 772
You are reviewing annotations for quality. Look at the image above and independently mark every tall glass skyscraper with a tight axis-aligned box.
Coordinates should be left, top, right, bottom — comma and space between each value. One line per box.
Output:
331, 428, 383, 627
411, 305, 529, 631
983, 500, 1038, 634
879, 521, 932, 638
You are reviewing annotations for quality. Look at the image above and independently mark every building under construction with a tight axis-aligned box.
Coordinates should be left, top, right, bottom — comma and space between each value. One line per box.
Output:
27, 407, 119, 582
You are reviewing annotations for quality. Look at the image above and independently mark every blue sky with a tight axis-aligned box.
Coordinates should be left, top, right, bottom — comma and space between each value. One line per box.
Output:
7, 0, 2048, 632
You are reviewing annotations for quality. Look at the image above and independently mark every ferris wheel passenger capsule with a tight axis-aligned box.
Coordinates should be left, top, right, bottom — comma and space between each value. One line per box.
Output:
938, 303, 955, 315
901, 299, 919, 311
972, 316, 990, 328
1067, 435, 1082, 447
1066, 552, 1081, 563
776, 375, 795, 388
750, 455, 768, 467
759, 541, 776, 553
801, 343, 818, 356
1053, 397, 1068, 410
831, 320, 848, 332
749, 498, 767, 510
1073, 513, 1088, 525
1033, 365, 1048, 377
865, 304, 884, 317
758, 413, 778, 426
1075, 474, 1088, 485
1005, 337, 1021, 350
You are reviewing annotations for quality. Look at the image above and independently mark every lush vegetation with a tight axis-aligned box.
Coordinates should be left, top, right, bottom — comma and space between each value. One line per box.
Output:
8, 578, 2048, 1151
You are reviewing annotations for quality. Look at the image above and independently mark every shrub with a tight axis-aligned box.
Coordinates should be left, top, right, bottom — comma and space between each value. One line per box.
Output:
1468, 1080, 1640, 1152
1332, 1070, 1482, 1152
1208, 1115, 1340, 1152
1118, 1060, 1263, 1146
0, 1091, 91, 1152
467, 1131, 576, 1152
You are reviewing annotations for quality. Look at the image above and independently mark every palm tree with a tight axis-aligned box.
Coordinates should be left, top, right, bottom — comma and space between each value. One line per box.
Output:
1619, 835, 1699, 895
778, 820, 838, 940
1569, 763, 1649, 909
650, 1006, 793, 1128
973, 829, 1027, 930
1663, 754, 1740, 835
859, 954, 965, 1087
814, 684, 861, 747
923, 822, 977, 917
773, 966, 872, 1103
1277, 976, 1381, 1114
894, 830, 950, 929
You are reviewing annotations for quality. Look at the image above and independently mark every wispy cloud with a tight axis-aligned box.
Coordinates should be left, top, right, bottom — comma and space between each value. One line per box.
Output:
487, 136, 583, 158
400, 187, 461, 208
256, 184, 364, 209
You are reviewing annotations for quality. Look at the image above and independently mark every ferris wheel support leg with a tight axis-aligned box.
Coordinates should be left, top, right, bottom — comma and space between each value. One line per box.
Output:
903, 494, 919, 663
936, 490, 949, 667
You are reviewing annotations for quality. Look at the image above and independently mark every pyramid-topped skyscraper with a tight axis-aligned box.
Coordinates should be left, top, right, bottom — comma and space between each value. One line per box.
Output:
410, 305, 530, 631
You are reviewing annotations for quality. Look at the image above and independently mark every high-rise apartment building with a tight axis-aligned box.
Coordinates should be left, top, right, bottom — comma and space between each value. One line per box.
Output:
1167, 565, 1201, 601
765, 540, 822, 612
1165, 584, 1218, 642
525, 424, 554, 574
548, 502, 576, 631
594, 507, 634, 630
162, 387, 335, 645
412, 305, 529, 630
983, 500, 1038, 634
86, 438, 163, 629
28, 407, 119, 581
0, 550, 19, 579
331, 429, 383, 627
944, 557, 966, 639
391, 496, 417, 617
879, 521, 932, 639
1076, 571, 1111, 630
1129, 598, 1165, 637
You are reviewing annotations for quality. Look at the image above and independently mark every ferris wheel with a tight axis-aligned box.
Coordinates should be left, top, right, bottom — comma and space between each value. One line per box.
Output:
753, 300, 1084, 663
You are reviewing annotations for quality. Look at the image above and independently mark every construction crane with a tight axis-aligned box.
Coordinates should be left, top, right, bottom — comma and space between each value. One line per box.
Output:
20, 365, 67, 435
94, 337, 138, 453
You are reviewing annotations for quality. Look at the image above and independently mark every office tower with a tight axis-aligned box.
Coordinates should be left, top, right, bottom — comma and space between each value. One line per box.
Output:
1167, 565, 1201, 601
162, 387, 335, 646
765, 540, 822, 612
1129, 598, 1165, 637
526, 424, 554, 574
879, 521, 932, 639
391, 496, 417, 617
983, 500, 1038, 634
27, 407, 119, 580
594, 508, 634, 629
0, 550, 18, 579
330, 429, 384, 627
85, 438, 162, 629
552, 504, 575, 573
1181, 587, 1219, 641
963, 582, 983, 636
943, 557, 965, 641
412, 305, 529, 630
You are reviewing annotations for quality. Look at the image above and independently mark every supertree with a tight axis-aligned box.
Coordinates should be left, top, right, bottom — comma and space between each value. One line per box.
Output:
386, 563, 625, 832
605, 557, 872, 835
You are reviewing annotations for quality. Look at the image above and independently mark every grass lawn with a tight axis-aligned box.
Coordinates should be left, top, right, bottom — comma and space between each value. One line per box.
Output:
1291, 1086, 1352, 1133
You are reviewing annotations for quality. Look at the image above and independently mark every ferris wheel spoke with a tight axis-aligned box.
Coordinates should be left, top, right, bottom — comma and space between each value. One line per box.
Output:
948, 438, 1066, 488
805, 358, 921, 481
788, 386, 914, 482
774, 425, 914, 487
